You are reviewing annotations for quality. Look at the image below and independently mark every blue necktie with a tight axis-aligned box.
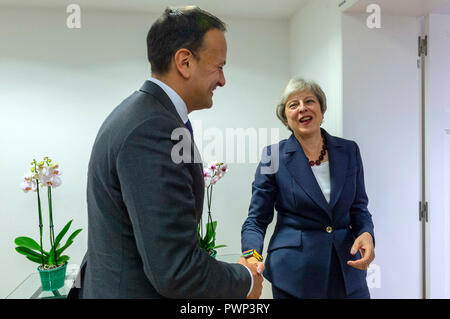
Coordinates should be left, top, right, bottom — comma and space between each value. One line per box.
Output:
185, 119, 194, 140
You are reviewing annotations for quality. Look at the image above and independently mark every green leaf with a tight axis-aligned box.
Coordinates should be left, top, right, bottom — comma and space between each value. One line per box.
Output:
14, 236, 42, 251
56, 228, 82, 257
203, 234, 211, 246
57, 255, 70, 264
56, 242, 72, 257
213, 244, 227, 249
15, 247, 44, 260
48, 251, 56, 265
15, 239, 50, 256
209, 222, 218, 244
25, 255, 44, 265
204, 221, 217, 245
207, 221, 217, 233
56, 228, 83, 258
197, 220, 222, 251
66, 228, 82, 243
196, 220, 219, 250
54, 220, 73, 249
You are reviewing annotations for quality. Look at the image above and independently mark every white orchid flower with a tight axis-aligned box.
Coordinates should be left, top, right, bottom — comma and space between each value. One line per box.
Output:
202, 161, 228, 188
20, 179, 37, 193
41, 174, 62, 188
24, 172, 34, 182
37, 163, 62, 188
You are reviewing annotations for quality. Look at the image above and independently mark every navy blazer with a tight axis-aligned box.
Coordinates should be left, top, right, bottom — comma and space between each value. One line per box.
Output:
241, 129, 374, 298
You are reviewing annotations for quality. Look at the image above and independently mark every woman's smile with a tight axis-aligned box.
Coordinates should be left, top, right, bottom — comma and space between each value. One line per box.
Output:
299, 115, 313, 126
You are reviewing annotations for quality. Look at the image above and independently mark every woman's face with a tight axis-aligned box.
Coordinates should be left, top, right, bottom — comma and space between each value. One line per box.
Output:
284, 89, 324, 138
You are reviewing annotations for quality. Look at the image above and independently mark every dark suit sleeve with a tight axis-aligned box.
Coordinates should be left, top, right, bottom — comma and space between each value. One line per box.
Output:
116, 116, 251, 298
349, 141, 375, 245
241, 146, 278, 255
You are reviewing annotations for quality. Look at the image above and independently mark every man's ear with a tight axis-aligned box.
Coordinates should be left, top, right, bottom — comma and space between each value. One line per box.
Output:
174, 48, 194, 79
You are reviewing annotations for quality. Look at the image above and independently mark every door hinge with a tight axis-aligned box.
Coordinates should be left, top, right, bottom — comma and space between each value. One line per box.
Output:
418, 36, 428, 57
419, 201, 429, 222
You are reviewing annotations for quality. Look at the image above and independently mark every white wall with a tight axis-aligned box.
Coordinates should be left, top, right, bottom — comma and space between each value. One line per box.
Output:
289, 0, 343, 137
189, 17, 291, 299
0, 6, 290, 298
426, 13, 450, 298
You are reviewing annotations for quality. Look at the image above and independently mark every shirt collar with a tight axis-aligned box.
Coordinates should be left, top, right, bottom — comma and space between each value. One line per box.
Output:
148, 77, 189, 124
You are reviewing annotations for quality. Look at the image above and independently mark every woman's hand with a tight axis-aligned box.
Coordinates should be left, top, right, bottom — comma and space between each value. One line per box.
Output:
244, 256, 265, 275
238, 257, 265, 299
246, 256, 260, 265
347, 232, 375, 270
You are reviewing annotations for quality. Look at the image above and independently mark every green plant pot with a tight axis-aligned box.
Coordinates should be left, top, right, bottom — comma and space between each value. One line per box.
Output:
208, 249, 217, 259
37, 262, 67, 291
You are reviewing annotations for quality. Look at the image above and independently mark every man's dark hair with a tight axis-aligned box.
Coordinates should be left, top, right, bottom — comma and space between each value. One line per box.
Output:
147, 6, 227, 75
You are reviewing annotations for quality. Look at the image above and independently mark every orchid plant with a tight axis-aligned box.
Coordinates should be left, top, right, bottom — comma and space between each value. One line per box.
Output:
15, 157, 82, 270
197, 161, 228, 256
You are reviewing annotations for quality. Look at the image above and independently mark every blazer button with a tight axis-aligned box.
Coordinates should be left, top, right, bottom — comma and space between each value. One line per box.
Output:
326, 226, 333, 233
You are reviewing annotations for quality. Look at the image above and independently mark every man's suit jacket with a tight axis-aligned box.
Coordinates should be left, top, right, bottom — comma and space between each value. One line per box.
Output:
241, 129, 375, 298
71, 80, 250, 298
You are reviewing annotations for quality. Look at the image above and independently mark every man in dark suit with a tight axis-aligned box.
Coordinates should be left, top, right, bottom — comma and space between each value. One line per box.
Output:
69, 6, 264, 299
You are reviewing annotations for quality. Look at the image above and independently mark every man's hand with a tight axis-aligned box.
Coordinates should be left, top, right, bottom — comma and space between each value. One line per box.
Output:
238, 257, 265, 299
347, 232, 375, 270
245, 256, 260, 265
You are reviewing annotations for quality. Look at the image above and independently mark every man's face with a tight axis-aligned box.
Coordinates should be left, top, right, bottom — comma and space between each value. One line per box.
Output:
188, 29, 227, 111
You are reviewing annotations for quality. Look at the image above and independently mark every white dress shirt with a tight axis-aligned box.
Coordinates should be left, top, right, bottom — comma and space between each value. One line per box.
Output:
147, 77, 254, 297
148, 77, 189, 124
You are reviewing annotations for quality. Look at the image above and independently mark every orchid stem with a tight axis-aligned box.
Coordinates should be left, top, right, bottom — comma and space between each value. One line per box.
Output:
48, 186, 58, 266
36, 182, 44, 267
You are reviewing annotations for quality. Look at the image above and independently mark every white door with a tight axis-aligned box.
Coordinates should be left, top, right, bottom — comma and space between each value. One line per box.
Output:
342, 13, 422, 298
426, 12, 450, 299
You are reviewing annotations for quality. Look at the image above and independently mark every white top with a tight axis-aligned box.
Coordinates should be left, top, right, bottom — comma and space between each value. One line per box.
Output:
311, 161, 331, 204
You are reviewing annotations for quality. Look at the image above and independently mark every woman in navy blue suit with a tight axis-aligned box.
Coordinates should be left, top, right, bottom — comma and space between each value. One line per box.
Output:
241, 78, 375, 299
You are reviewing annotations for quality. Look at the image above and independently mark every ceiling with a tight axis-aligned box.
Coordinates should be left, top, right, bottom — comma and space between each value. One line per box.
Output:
344, 0, 450, 16
3, 0, 449, 20
0, 0, 310, 19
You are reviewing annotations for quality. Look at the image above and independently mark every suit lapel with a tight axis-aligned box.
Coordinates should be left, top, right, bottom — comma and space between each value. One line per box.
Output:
322, 129, 348, 210
139, 80, 204, 218
139, 80, 203, 165
139, 80, 185, 126
285, 134, 332, 220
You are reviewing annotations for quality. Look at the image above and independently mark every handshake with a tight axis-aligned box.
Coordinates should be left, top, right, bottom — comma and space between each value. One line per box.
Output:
238, 256, 265, 299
